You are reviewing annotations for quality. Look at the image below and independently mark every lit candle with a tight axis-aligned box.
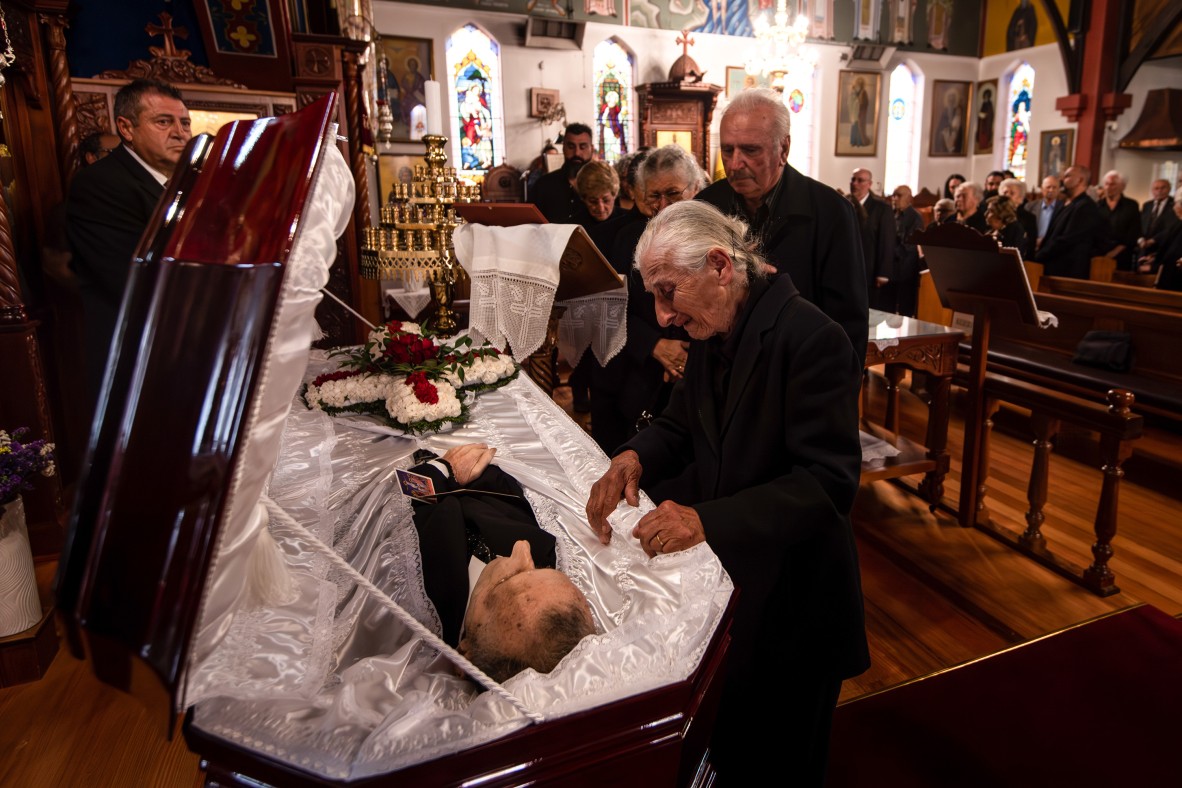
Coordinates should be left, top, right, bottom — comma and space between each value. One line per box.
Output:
424, 80, 443, 136
410, 104, 426, 140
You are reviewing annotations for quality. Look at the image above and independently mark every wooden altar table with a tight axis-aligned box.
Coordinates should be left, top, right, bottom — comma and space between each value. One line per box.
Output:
826, 604, 1182, 787
861, 310, 964, 508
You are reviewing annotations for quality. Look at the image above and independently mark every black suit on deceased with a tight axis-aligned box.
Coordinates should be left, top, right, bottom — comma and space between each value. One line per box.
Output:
1034, 194, 1105, 279
66, 144, 164, 396
697, 163, 869, 353
409, 461, 555, 646
622, 273, 868, 776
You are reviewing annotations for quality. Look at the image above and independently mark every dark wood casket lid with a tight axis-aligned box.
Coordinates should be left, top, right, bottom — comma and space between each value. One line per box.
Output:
55, 93, 339, 728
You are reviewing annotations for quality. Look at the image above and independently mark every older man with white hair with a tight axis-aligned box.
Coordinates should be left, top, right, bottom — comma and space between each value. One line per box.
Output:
954, 181, 989, 233
697, 88, 868, 352
1097, 169, 1142, 270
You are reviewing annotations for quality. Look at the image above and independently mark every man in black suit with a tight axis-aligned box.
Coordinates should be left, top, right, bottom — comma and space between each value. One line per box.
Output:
1139, 178, 1179, 253
1034, 164, 1105, 279
529, 122, 596, 224
67, 78, 191, 401
850, 168, 898, 312
409, 443, 595, 681
697, 88, 868, 352
587, 201, 868, 786
889, 185, 924, 316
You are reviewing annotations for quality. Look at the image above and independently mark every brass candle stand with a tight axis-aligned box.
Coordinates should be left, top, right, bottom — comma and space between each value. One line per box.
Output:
361, 134, 480, 336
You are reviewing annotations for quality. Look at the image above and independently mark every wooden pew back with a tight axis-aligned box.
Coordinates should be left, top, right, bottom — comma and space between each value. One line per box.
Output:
1038, 276, 1182, 312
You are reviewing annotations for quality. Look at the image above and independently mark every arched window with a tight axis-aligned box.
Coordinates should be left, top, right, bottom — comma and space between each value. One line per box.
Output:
780, 65, 817, 178
884, 62, 921, 193
592, 38, 633, 163
1005, 62, 1035, 180
445, 24, 505, 179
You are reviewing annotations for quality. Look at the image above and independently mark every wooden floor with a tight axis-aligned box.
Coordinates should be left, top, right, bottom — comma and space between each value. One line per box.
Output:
2, 372, 1179, 786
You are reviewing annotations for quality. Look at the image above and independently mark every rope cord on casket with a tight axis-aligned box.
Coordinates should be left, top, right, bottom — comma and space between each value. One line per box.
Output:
320, 286, 378, 330
260, 495, 546, 724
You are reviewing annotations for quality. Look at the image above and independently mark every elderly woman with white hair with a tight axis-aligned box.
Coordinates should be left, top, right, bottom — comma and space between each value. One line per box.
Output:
586, 199, 868, 785
587, 144, 707, 454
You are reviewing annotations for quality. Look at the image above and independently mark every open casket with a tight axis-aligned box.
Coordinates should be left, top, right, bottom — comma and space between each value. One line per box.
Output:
56, 95, 735, 786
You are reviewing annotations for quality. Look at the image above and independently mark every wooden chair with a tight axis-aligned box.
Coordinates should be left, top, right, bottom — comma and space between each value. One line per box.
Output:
481, 163, 524, 202
1090, 256, 1116, 282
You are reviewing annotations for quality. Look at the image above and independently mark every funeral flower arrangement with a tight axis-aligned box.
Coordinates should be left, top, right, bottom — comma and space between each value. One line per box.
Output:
0, 427, 56, 505
303, 321, 518, 434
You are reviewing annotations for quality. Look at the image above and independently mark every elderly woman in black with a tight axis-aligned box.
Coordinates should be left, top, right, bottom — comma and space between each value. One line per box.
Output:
984, 195, 1030, 258
586, 200, 868, 786
587, 144, 706, 454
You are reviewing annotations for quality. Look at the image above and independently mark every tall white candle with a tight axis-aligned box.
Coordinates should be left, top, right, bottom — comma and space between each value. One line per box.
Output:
424, 80, 443, 136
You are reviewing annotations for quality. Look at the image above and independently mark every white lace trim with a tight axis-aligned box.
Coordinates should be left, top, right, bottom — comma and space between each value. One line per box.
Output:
555, 287, 628, 367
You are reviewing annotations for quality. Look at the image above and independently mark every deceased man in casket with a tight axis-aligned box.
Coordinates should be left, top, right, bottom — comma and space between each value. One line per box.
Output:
403, 441, 595, 680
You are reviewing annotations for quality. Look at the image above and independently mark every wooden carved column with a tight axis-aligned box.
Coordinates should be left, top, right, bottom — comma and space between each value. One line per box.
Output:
0, 199, 63, 556
291, 33, 375, 346
39, 12, 75, 188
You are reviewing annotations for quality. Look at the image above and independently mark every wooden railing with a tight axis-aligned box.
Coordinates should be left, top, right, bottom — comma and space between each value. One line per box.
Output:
958, 369, 1143, 596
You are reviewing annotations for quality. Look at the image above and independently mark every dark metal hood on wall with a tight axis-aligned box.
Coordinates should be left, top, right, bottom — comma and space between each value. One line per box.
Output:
1120, 88, 1182, 150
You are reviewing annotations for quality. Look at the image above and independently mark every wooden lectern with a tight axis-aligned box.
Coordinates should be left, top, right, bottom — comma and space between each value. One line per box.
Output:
913, 223, 1043, 527
453, 203, 622, 392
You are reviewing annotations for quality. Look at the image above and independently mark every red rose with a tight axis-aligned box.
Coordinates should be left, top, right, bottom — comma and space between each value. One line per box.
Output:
405, 371, 439, 404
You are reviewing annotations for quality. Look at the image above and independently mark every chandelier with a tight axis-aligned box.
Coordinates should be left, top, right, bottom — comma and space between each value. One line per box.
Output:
745, 1, 816, 89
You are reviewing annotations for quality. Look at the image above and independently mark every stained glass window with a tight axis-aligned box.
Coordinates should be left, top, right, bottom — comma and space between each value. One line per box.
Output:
592, 39, 633, 163
884, 62, 921, 193
1005, 63, 1035, 180
781, 64, 817, 178
446, 24, 505, 179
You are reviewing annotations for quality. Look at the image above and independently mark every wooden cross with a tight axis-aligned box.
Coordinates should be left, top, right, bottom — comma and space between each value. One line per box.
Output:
146, 12, 189, 60
676, 29, 695, 58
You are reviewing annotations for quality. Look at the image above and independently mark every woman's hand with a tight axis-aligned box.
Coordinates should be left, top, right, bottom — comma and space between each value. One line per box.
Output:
586, 450, 643, 544
632, 500, 706, 557
441, 443, 496, 486
652, 338, 690, 380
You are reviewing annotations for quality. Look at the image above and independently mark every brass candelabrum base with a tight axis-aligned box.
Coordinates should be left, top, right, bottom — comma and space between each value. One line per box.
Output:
426, 261, 459, 338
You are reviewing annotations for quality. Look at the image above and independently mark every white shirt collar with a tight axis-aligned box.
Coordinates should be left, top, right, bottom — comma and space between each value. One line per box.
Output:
123, 144, 169, 186
857, 193, 870, 206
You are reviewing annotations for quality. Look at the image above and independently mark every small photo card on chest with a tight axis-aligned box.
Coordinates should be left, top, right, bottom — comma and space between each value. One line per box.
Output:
396, 468, 437, 500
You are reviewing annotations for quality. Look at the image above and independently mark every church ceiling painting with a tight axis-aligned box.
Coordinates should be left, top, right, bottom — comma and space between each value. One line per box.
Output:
201, 0, 278, 56
1128, 0, 1182, 59
981, 0, 1069, 58
394, 1, 982, 56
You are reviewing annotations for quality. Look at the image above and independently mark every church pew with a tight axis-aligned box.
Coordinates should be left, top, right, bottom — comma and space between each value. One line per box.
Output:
1037, 275, 1182, 312
827, 605, 1182, 787
974, 291, 1182, 425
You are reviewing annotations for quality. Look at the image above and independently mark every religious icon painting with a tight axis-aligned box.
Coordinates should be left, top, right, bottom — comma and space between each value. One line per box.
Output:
376, 36, 433, 143
725, 67, 769, 99
973, 78, 998, 155
928, 80, 972, 157
1038, 129, 1073, 184
835, 70, 881, 157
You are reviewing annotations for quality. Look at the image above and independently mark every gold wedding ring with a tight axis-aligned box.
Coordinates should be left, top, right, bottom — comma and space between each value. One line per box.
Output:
655, 534, 664, 548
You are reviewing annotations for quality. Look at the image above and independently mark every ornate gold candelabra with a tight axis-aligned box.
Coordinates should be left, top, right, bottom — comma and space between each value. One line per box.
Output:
361, 134, 480, 336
